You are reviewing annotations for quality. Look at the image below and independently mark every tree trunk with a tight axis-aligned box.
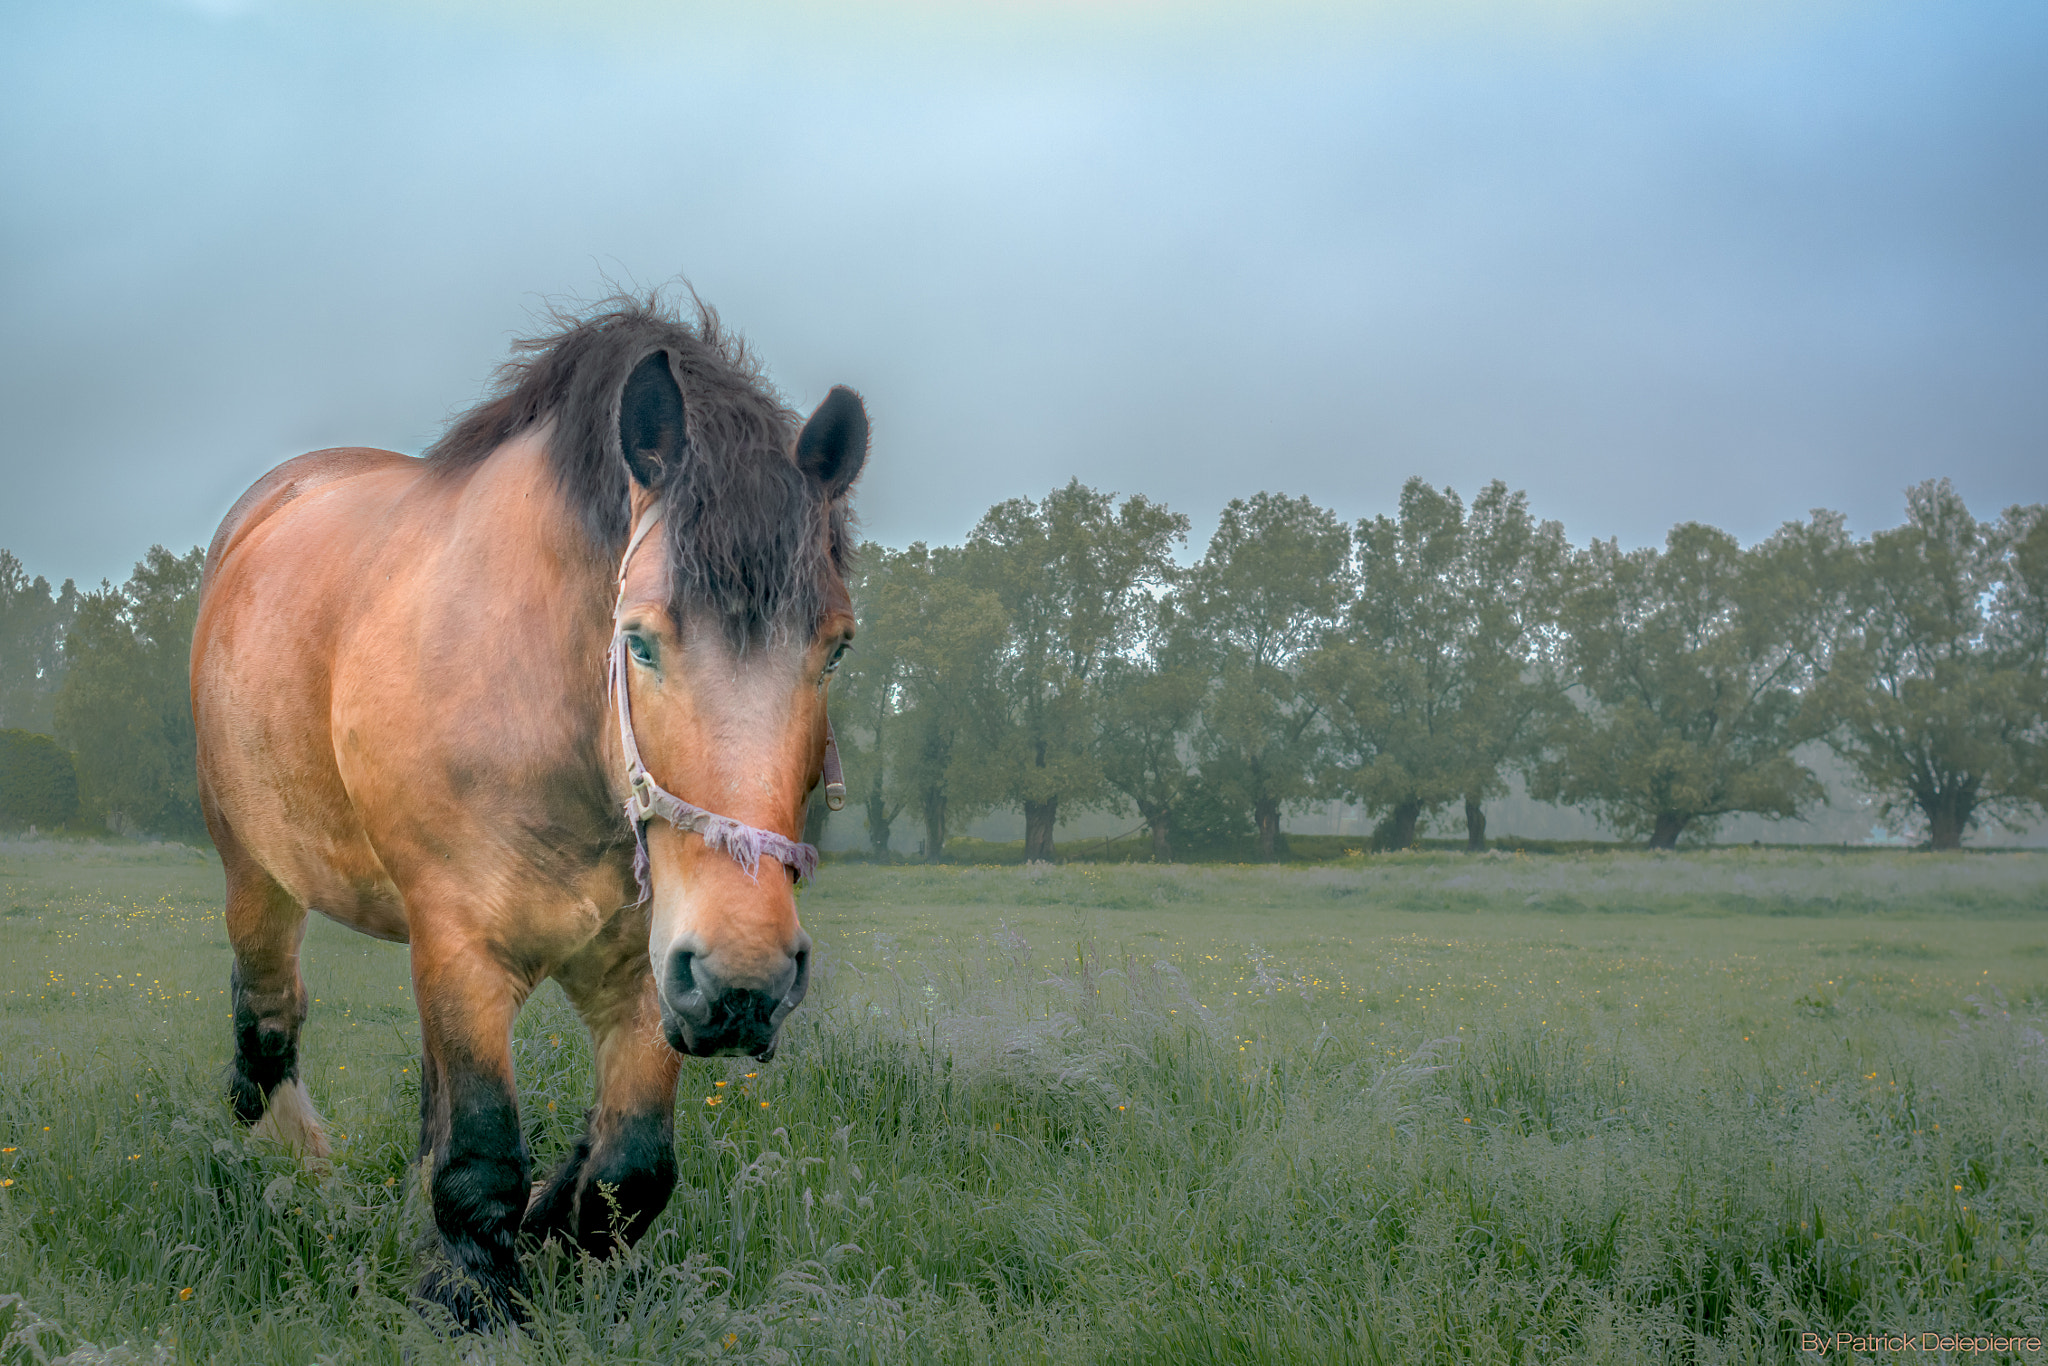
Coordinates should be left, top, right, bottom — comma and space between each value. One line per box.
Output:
921, 790, 947, 863
1924, 792, 1970, 851
1464, 796, 1487, 852
1385, 799, 1422, 852
803, 792, 829, 847
1148, 813, 1173, 863
1254, 798, 1283, 860
1648, 812, 1686, 850
865, 790, 893, 857
1023, 797, 1058, 862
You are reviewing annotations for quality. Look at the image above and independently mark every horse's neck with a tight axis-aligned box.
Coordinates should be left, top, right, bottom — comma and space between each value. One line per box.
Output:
436, 433, 622, 752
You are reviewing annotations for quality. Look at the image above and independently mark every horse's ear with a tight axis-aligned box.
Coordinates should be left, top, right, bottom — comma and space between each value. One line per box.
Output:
619, 350, 686, 488
795, 386, 868, 499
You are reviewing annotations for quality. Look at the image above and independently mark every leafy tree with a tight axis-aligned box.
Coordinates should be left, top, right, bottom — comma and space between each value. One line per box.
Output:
0, 728, 79, 829
1323, 480, 1568, 851
0, 550, 79, 735
1166, 773, 1255, 852
1183, 493, 1352, 859
1811, 481, 2048, 849
1095, 609, 1206, 861
965, 481, 1186, 861
833, 543, 912, 855
1305, 641, 1446, 851
876, 544, 1007, 860
1530, 522, 1825, 849
52, 545, 209, 842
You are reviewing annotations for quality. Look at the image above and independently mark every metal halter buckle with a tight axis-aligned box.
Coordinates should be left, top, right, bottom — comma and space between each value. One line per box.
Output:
628, 769, 659, 823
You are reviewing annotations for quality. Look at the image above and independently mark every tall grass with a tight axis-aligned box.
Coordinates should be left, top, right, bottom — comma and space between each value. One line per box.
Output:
2, 845, 2045, 1363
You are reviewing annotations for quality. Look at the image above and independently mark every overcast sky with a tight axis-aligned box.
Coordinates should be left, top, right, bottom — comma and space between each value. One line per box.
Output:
3, 0, 2044, 589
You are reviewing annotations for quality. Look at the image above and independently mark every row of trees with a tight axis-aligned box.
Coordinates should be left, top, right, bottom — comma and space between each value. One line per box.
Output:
3, 478, 2042, 854
834, 478, 2046, 857
1, 546, 207, 840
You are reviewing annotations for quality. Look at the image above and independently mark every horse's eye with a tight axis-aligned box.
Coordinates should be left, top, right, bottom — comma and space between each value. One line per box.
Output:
822, 642, 851, 676
625, 634, 656, 667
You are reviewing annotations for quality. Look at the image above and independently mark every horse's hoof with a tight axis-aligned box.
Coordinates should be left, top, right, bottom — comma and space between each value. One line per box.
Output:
414, 1263, 527, 1336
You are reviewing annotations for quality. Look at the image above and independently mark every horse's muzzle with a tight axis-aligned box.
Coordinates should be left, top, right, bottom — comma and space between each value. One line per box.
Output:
658, 941, 810, 1059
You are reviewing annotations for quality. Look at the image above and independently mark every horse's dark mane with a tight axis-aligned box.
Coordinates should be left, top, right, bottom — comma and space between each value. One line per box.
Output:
425, 292, 851, 646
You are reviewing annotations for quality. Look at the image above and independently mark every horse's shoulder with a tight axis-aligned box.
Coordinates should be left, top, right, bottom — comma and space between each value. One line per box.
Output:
205, 447, 417, 585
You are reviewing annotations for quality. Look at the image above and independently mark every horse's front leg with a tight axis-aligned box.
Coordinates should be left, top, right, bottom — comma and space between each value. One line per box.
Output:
411, 931, 533, 1330
524, 906, 681, 1255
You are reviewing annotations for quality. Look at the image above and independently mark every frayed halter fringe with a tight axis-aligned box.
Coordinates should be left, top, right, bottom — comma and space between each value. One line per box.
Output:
611, 635, 821, 902
626, 810, 820, 900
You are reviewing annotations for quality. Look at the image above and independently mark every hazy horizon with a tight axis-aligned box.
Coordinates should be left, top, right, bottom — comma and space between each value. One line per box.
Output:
4, 0, 2044, 588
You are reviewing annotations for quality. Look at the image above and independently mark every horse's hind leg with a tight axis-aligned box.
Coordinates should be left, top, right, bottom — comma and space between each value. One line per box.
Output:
524, 910, 681, 1255
220, 837, 330, 1157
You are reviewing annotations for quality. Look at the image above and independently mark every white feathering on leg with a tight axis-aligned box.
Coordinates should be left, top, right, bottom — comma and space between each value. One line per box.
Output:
249, 1078, 332, 1159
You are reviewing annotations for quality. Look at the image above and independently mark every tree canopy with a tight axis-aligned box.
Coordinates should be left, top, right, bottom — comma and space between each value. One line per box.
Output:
1320, 479, 1568, 850
1094, 603, 1207, 862
52, 545, 208, 843
861, 542, 1009, 860
0, 550, 78, 736
6, 476, 2040, 854
964, 481, 1186, 861
1811, 481, 2048, 849
1531, 522, 1827, 848
1181, 493, 1352, 858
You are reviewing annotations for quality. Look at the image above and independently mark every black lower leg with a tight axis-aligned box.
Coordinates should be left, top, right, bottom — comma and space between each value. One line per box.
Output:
226, 960, 303, 1125
420, 1064, 530, 1330
416, 1050, 441, 1162
523, 1107, 678, 1255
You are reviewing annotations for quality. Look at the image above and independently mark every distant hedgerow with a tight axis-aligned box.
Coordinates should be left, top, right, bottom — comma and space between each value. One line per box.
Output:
0, 727, 78, 829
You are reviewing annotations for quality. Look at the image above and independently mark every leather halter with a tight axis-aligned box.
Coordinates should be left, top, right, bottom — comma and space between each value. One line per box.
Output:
610, 506, 844, 892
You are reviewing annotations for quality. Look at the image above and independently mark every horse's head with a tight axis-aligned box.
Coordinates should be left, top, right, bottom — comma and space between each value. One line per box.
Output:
608, 350, 865, 1059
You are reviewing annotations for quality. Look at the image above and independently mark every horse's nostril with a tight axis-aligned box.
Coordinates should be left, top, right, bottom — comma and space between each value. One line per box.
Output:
666, 950, 711, 1025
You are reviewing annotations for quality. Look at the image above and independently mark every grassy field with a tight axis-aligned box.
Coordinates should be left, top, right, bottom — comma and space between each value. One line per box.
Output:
2, 841, 2046, 1364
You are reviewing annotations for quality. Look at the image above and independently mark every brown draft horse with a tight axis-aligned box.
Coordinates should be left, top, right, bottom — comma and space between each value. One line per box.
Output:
190, 297, 866, 1328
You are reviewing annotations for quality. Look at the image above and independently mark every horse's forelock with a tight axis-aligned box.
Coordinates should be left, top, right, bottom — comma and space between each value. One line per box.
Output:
659, 444, 838, 650
425, 291, 848, 647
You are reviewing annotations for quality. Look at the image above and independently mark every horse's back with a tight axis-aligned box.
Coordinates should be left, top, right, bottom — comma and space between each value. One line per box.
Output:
204, 447, 417, 585
195, 446, 427, 941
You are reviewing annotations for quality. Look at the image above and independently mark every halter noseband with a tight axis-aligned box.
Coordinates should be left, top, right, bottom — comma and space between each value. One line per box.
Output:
610, 506, 844, 895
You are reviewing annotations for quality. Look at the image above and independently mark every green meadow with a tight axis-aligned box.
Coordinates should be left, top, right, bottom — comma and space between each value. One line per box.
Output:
2, 841, 2046, 1364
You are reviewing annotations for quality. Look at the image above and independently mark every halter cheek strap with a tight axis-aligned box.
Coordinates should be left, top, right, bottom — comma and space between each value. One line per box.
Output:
611, 506, 843, 895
